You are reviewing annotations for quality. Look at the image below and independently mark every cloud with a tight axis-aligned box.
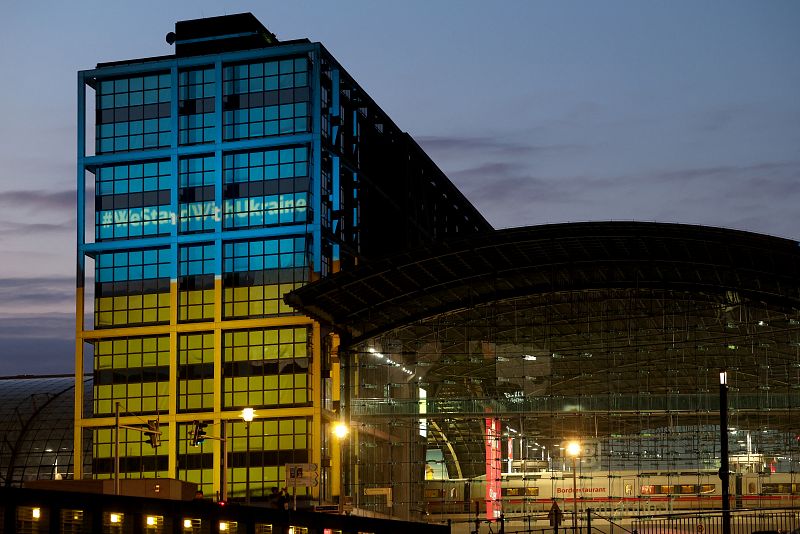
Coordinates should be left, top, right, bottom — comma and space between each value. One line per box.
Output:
0, 277, 74, 309
0, 189, 76, 211
0, 312, 73, 339
417, 135, 582, 157
0, 218, 75, 237
451, 162, 587, 205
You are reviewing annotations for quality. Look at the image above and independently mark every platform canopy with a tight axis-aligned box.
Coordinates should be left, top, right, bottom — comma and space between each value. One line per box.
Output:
288, 222, 800, 478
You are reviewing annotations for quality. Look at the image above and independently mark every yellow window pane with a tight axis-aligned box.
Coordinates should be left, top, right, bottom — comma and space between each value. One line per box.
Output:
264, 391, 278, 405
249, 286, 264, 299
278, 329, 293, 343
278, 419, 293, 434
279, 390, 294, 404
249, 391, 264, 406
264, 285, 279, 298
264, 435, 278, 450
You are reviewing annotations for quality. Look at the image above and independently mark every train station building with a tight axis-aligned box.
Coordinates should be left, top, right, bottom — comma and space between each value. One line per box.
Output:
287, 221, 800, 520
2, 10, 799, 533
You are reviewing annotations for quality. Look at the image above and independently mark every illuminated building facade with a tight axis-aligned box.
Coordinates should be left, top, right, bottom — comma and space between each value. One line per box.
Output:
74, 13, 489, 504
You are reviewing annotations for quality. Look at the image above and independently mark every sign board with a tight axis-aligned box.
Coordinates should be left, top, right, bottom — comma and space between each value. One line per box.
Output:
285, 463, 319, 487
363, 487, 393, 508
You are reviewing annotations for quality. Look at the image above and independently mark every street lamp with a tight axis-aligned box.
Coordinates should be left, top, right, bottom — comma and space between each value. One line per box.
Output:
333, 421, 349, 513
566, 441, 581, 533
719, 371, 730, 534
241, 408, 255, 505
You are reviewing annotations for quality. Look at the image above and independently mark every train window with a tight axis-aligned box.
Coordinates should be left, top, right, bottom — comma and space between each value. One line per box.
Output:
641, 485, 655, 495
503, 488, 522, 497
524, 487, 540, 496
700, 484, 716, 494
659, 485, 675, 494
424, 489, 442, 498
680, 485, 695, 494
761, 483, 797, 494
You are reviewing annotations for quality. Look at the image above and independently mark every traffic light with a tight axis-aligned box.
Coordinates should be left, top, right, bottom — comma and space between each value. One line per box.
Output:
190, 420, 208, 446
146, 420, 160, 447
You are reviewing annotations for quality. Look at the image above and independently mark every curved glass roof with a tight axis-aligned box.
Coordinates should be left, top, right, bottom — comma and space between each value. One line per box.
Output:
0, 375, 92, 486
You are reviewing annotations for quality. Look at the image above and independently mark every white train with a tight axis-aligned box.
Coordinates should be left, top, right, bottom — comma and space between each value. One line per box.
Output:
424, 470, 800, 516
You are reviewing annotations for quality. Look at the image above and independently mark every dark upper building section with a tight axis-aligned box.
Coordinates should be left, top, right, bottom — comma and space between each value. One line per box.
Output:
168, 13, 280, 57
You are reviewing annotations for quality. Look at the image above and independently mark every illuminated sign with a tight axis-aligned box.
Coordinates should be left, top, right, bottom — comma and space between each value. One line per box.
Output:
485, 417, 502, 520
96, 194, 308, 237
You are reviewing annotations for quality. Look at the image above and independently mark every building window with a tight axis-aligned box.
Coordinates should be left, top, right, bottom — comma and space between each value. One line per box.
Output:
93, 336, 170, 416
94, 248, 170, 328
92, 425, 168, 479
177, 421, 214, 496
179, 155, 217, 233
223, 146, 309, 229
222, 237, 307, 319
95, 74, 171, 154
179, 68, 216, 145
178, 243, 215, 322
178, 333, 214, 412
95, 160, 173, 240
223, 57, 310, 141
226, 417, 310, 501
223, 327, 310, 409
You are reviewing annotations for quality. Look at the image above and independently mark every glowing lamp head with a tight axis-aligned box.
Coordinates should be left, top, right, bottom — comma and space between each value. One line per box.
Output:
183, 519, 193, 529
110, 513, 121, 524
32, 508, 41, 520
333, 422, 349, 439
719, 370, 728, 385
219, 521, 229, 531
146, 516, 157, 526
566, 441, 581, 457
241, 407, 255, 422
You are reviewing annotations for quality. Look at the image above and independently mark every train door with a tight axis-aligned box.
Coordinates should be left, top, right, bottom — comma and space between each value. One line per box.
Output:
741, 473, 759, 509
734, 473, 743, 509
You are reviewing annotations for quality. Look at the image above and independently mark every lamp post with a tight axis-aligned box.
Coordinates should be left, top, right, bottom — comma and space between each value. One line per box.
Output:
333, 421, 349, 513
241, 408, 255, 505
566, 441, 581, 534
719, 371, 730, 534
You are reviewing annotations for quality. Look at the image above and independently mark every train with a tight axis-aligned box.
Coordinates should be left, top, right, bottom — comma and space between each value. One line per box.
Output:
423, 470, 800, 517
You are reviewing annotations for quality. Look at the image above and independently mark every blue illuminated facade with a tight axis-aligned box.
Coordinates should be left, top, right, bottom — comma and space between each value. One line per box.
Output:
75, 13, 489, 507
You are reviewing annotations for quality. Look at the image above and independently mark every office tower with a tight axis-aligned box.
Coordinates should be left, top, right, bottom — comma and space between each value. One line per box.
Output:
75, 13, 489, 505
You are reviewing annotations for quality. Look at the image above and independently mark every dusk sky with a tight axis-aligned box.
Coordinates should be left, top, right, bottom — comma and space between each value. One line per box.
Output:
0, 1, 798, 375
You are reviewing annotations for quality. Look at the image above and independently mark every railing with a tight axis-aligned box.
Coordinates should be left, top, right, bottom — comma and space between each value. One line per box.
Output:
349, 394, 800, 418
439, 507, 800, 534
